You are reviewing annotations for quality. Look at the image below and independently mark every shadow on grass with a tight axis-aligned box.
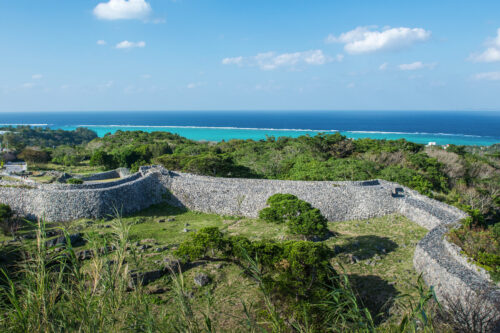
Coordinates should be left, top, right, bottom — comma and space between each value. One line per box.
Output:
343, 235, 398, 260
130, 203, 188, 218
349, 274, 398, 325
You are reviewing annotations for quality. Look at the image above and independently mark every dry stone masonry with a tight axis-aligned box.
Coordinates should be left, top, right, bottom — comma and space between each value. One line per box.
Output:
0, 165, 498, 327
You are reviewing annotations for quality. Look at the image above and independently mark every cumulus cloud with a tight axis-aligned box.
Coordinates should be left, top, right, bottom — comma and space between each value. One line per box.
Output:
398, 61, 436, 71
94, 0, 151, 20
97, 40, 107, 45
116, 40, 146, 49
222, 50, 340, 70
469, 29, 500, 62
32, 74, 43, 80
474, 71, 500, 81
379, 62, 388, 70
326, 26, 431, 54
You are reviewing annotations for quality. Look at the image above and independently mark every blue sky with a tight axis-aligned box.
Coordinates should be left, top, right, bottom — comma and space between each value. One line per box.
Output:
1, 0, 500, 112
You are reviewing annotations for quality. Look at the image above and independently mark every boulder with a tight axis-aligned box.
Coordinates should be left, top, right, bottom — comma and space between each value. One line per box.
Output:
194, 273, 210, 287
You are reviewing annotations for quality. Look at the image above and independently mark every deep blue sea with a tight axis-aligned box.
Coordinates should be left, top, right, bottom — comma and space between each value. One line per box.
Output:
1, 111, 500, 146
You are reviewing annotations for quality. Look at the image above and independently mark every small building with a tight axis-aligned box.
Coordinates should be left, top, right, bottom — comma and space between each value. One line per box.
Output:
4, 161, 28, 174
427, 142, 437, 146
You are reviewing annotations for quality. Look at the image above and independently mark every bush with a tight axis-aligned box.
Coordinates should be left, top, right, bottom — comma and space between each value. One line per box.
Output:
448, 221, 500, 282
175, 227, 334, 300
0, 203, 13, 221
491, 223, 500, 241
67, 178, 83, 185
90, 151, 116, 169
176, 227, 229, 261
18, 148, 50, 163
259, 194, 328, 237
0, 203, 14, 235
379, 165, 434, 195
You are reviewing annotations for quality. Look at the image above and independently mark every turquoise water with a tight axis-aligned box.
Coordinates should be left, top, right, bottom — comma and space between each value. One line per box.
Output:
56, 125, 498, 146
2, 111, 499, 145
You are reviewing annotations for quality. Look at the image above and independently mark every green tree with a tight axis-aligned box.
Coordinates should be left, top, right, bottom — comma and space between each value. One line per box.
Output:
89, 151, 116, 169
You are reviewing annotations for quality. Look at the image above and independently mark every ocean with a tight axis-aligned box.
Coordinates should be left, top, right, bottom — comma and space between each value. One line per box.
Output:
1, 111, 499, 146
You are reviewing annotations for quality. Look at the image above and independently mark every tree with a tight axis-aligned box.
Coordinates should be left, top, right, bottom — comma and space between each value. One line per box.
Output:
18, 148, 50, 163
89, 151, 116, 169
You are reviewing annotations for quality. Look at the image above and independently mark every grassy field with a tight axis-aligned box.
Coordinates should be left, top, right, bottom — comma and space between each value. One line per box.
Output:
0, 204, 433, 331
28, 161, 104, 175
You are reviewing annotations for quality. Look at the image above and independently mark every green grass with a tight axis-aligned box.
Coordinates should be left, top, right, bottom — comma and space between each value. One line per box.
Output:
1, 204, 441, 332
69, 205, 428, 328
29, 161, 104, 175
28, 175, 55, 184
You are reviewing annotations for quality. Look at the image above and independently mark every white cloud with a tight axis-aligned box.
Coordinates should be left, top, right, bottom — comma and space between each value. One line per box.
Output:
398, 61, 436, 71
22, 82, 35, 88
474, 71, 500, 81
346, 82, 355, 89
116, 40, 146, 49
94, 0, 151, 20
326, 26, 431, 54
379, 62, 388, 70
222, 56, 243, 66
470, 46, 500, 63
469, 28, 500, 63
222, 50, 339, 70
32, 74, 43, 80
97, 40, 107, 45
141, 74, 152, 79
98, 81, 114, 90
187, 82, 205, 89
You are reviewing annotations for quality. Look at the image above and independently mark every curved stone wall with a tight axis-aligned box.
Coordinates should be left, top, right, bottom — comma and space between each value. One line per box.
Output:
0, 166, 170, 221
0, 165, 498, 328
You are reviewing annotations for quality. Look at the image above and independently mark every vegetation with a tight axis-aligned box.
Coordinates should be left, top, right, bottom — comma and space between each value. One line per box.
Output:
0, 204, 447, 332
0, 126, 97, 151
66, 178, 84, 185
2, 128, 499, 226
0, 204, 15, 236
448, 220, 500, 282
0, 127, 498, 331
259, 193, 329, 237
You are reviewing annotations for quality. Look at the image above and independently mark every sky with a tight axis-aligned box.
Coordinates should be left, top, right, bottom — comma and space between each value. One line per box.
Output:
1, 0, 500, 112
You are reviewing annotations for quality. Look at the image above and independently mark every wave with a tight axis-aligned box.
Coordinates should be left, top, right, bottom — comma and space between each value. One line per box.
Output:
72, 124, 492, 138
0, 123, 49, 126
346, 131, 486, 138
75, 124, 340, 132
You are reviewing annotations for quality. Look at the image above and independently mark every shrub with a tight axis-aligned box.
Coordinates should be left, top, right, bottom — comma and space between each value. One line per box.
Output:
175, 227, 335, 300
176, 227, 229, 261
90, 150, 116, 169
379, 165, 434, 195
67, 178, 83, 185
491, 223, 500, 241
0, 203, 13, 221
0, 203, 14, 235
18, 148, 50, 163
448, 220, 500, 282
259, 194, 328, 237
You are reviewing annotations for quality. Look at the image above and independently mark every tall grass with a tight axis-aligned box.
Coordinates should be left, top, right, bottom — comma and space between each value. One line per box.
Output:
0, 217, 442, 332
0, 215, 163, 332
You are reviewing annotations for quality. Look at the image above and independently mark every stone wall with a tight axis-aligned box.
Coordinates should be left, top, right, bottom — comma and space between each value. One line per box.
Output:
0, 166, 170, 221
0, 165, 498, 328
80, 168, 130, 181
